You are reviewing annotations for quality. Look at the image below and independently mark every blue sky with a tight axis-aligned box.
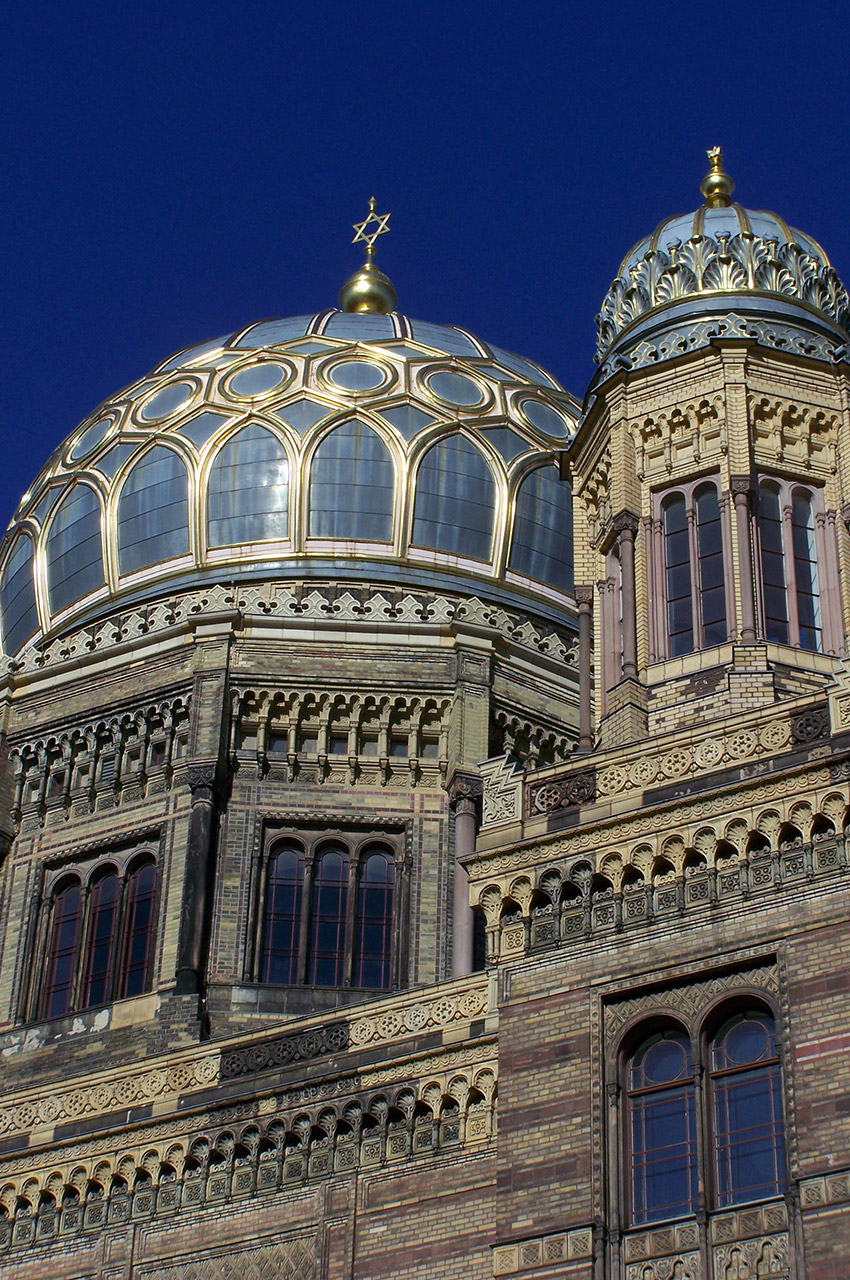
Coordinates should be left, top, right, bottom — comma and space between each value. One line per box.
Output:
3, 1, 850, 527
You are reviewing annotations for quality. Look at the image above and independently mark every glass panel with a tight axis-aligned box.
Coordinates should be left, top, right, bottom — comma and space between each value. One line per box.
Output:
118, 446, 190, 574
156, 335, 229, 371
410, 321, 482, 356
792, 491, 822, 651
262, 844, 304, 984
82, 873, 119, 1008
480, 427, 532, 462
309, 421, 394, 541
664, 494, 694, 656
178, 411, 229, 448
628, 1031, 698, 1226
30, 486, 63, 525
509, 465, 573, 592
94, 441, 140, 479
208, 424, 289, 547
227, 363, 291, 398
489, 344, 561, 388
353, 850, 394, 989
119, 863, 156, 999
46, 484, 105, 615
380, 405, 436, 441
139, 381, 195, 422
412, 435, 495, 561
712, 1013, 785, 1207
233, 317, 313, 348
695, 485, 727, 645
520, 398, 571, 438
0, 533, 39, 654
273, 398, 331, 434
70, 416, 112, 461
41, 882, 82, 1019
327, 360, 386, 391
322, 312, 396, 341
307, 845, 349, 985
758, 484, 788, 643
426, 370, 484, 406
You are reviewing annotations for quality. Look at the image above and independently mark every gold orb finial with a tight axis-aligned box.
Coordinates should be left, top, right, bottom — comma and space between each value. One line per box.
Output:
700, 146, 735, 208
339, 196, 398, 314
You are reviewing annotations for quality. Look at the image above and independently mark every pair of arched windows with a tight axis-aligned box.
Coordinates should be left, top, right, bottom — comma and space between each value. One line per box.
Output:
260, 839, 397, 990
625, 1007, 785, 1226
34, 858, 156, 1021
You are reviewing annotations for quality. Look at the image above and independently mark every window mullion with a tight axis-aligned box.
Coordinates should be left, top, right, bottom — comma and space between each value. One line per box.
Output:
297, 851, 315, 984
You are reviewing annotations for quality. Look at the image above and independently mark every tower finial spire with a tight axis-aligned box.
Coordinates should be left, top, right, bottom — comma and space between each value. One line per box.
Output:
339, 197, 397, 314
700, 146, 735, 208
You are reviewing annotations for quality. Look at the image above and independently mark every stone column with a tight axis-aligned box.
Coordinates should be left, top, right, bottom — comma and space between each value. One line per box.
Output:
449, 773, 481, 978
731, 476, 757, 642
175, 763, 218, 995
575, 585, 594, 752
614, 513, 639, 680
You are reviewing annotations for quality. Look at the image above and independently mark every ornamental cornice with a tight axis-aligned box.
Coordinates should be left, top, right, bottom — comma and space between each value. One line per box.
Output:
596, 232, 850, 364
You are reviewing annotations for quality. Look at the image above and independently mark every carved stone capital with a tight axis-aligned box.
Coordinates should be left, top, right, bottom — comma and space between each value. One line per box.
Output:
730, 474, 755, 505
187, 761, 217, 803
575, 584, 595, 608
612, 509, 639, 537
447, 772, 483, 809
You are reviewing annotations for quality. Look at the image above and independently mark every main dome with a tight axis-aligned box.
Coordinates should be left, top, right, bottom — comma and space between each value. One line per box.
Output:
0, 309, 579, 657
595, 151, 850, 379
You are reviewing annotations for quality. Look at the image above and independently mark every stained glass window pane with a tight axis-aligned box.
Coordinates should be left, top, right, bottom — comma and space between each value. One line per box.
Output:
46, 484, 105, 615
307, 846, 349, 986
509, 465, 573, 592
208, 424, 289, 548
309, 421, 394, 542
353, 850, 394, 989
41, 882, 82, 1020
262, 844, 304, 985
695, 485, 727, 646
0, 533, 39, 654
118, 446, 190, 574
664, 494, 694, 656
412, 435, 495, 561
119, 863, 156, 999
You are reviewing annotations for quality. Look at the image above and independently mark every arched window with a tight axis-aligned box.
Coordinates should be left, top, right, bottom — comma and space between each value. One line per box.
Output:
309, 421, 394, 542
661, 483, 727, 657
307, 844, 349, 986
261, 843, 304, 985
0, 532, 39, 655
758, 480, 823, 651
208, 424, 289, 548
627, 1028, 698, 1225
412, 435, 495, 561
118, 446, 190, 575
508, 465, 573, 593
41, 880, 83, 1020
82, 869, 119, 1008
119, 861, 157, 999
353, 847, 394, 989
46, 483, 105, 615
34, 859, 157, 1021
710, 1010, 785, 1207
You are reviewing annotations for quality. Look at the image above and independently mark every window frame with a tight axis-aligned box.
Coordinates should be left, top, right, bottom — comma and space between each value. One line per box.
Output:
247, 823, 408, 992
755, 477, 828, 652
652, 477, 732, 660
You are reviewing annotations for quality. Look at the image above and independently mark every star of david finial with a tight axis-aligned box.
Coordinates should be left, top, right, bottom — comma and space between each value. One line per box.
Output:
352, 196, 391, 258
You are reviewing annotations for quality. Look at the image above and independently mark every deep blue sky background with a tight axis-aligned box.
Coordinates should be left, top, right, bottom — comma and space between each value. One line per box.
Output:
3, 2, 850, 529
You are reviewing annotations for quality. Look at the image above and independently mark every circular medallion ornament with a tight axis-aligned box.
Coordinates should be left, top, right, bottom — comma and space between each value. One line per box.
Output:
327, 359, 388, 391
138, 380, 196, 422
226, 362, 292, 399
425, 370, 486, 406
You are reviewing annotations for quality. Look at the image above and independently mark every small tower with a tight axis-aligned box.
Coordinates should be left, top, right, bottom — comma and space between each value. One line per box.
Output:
571, 149, 850, 748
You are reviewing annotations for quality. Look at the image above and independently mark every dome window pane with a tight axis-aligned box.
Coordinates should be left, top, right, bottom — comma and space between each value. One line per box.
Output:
139, 381, 195, 422
233, 317, 313, 348
425, 370, 485, 407
0, 533, 39, 655
380, 405, 436, 441
46, 484, 105, 615
323, 312, 396, 341
69, 416, 112, 462
481, 427, 532, 463
309, 421, 394, 542
118, 446, 190, 575
226, 362, 291, 399
208, 424, 289, 548
327, 360, 387, 392
509, 465, 573, 592
490, 345, 560, 389
178, 411, 229, 449
520, 398, 572, 438
273, 398, 331, 434
410, 321, 482, 356
412, 435, 495, 561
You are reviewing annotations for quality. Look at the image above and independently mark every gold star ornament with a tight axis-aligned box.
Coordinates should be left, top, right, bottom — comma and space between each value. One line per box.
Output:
352, 197, 391, 257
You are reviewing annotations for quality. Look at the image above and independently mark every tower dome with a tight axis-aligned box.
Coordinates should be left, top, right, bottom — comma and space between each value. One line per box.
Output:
0, 308, 579, 657
594, 148, 850, 381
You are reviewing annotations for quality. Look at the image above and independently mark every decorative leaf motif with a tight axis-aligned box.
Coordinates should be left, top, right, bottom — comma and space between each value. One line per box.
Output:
655, 264, 698, 303
630, 249, 671, 303
618, 284, 651, 326
677, 235, 718, 289
754, 259, 797, 296
728, 232, 769, 285
702, 254, 748, 292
